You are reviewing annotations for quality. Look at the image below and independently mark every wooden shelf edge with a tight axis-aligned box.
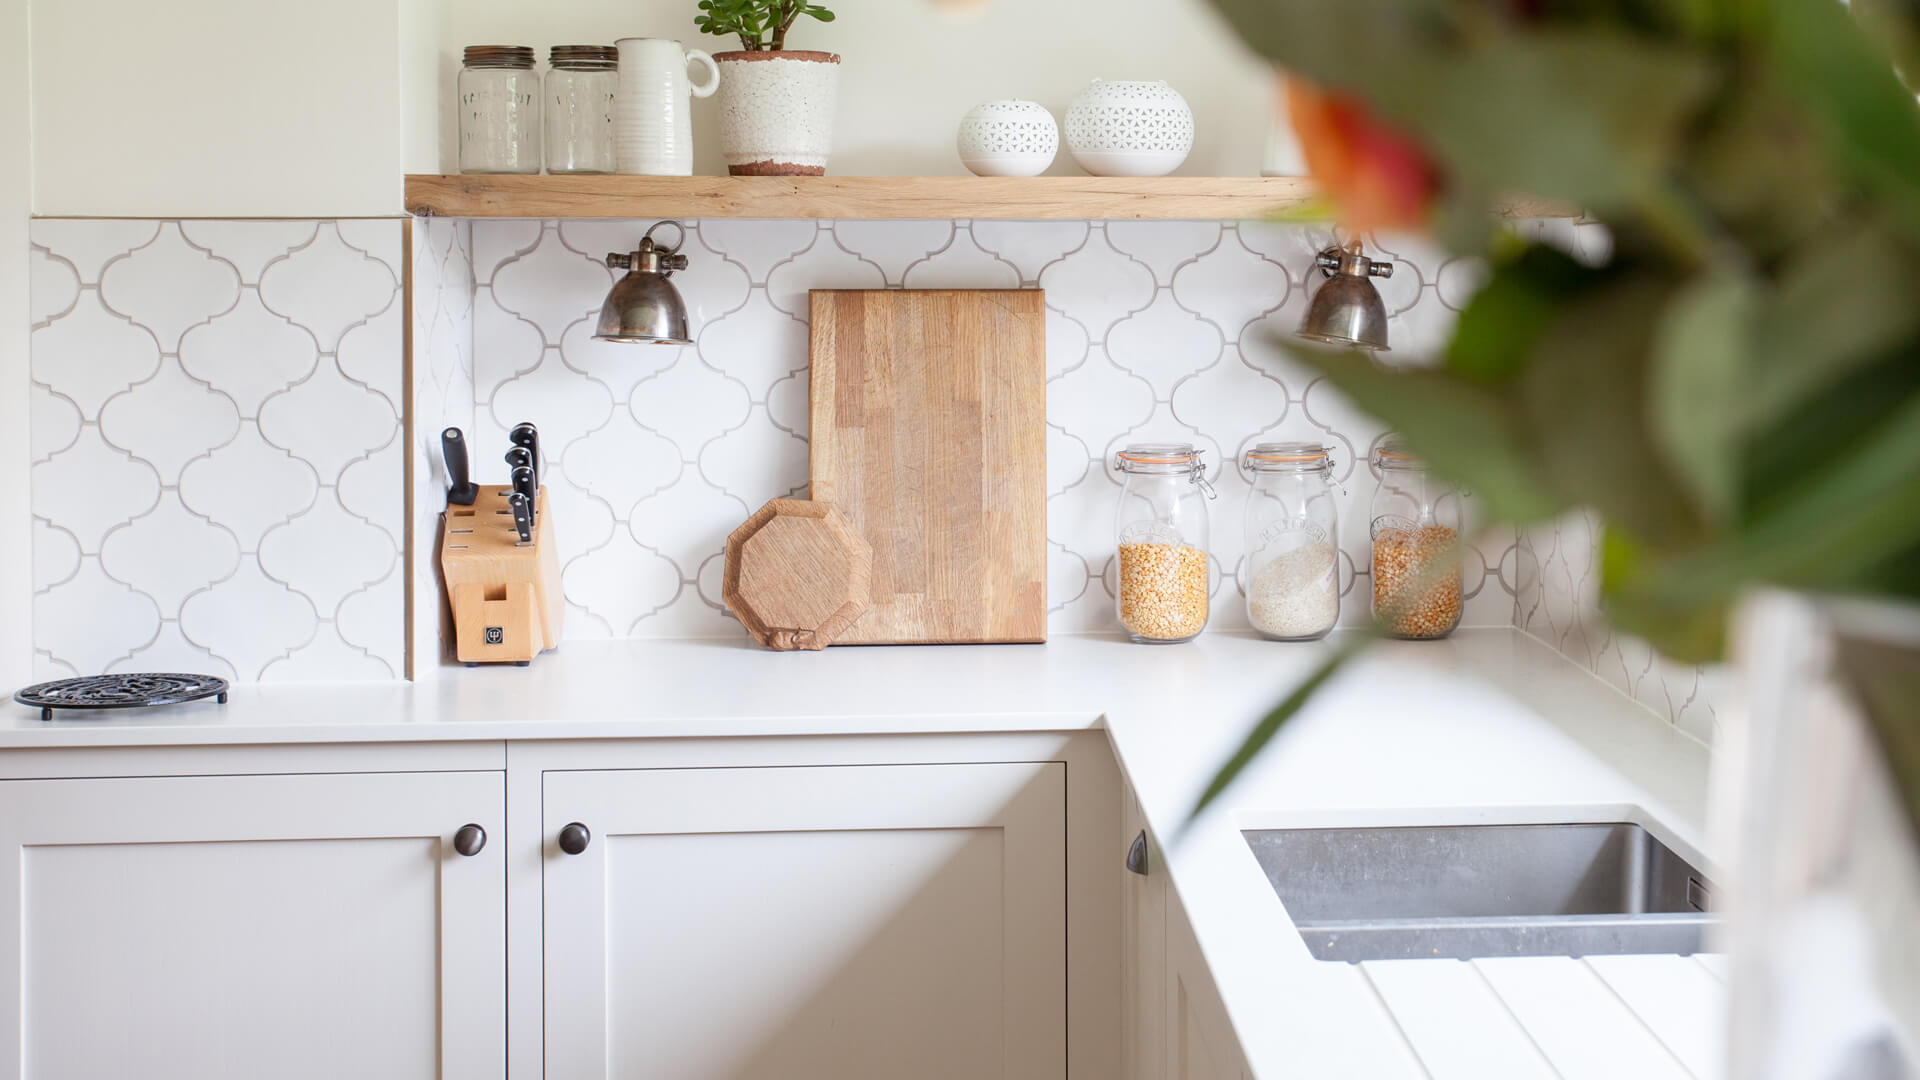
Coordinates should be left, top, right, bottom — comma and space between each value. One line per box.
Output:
403, 174, 1579, 222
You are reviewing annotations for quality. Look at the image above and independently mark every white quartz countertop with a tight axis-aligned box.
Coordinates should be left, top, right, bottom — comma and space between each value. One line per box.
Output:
1, 629, 1721, 1076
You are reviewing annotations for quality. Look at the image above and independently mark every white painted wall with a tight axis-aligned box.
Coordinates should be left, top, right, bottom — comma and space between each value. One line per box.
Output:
24, 0, 1276, 215
3, 0, 32, 691
29, 0, 408, 216
435, 0, 1276, 178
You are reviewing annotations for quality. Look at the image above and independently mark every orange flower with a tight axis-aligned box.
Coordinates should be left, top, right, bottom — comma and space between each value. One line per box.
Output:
1285, 75, 1442, 233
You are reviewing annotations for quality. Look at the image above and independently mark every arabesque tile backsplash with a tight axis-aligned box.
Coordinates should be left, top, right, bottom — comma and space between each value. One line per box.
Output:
29, 219, 405, 682
29, 213, 1713, 739
437, 217, 1537, 645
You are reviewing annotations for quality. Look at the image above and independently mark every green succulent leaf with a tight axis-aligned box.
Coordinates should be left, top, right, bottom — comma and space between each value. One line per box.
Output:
1764, 0, 1920, 235
1197, 0, 1920, 842
1746, 220, 1920, 433
1600, 527, 1731, 664
1446, 243, 1597, 384
1614, 379, 1920, 614
1650, 270, 1754, 523
1515, 273, 1714, 549
1382, 33, 1717, 211
1851, 0, 1920, 94
1202, 0, 1461, 91
1281, 344, 1569, 525
1205, 1, 1717, 213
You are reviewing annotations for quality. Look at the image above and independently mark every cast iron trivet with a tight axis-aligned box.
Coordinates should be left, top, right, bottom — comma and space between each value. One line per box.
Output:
13, 673, 230, 722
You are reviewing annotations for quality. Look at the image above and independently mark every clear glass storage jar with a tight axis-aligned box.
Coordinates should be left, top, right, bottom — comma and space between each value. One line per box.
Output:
545, 46, 617, 174
1114, 443, 1215, 644
1368, 437, 1463, 639
1243, 442, 1339, 641
459, 45, 541, 174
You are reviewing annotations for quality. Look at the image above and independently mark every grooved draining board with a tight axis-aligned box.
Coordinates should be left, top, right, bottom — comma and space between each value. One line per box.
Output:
808, 289, 1047, 644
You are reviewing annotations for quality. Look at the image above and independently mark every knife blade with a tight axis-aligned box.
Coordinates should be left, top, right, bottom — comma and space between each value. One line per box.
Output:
511, 465, 537, 527
441, 427, 479, 506
509, 422, 539, 488
507, 491, 534, 545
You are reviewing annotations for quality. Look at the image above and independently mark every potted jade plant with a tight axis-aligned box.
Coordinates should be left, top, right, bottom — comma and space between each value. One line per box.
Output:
694, 0, 840, 175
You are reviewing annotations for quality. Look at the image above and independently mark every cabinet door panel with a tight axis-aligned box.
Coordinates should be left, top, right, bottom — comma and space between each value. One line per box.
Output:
0, 772, 504, 1080
1167, 889, 1252, 1080
1123, 790, 1168, 1080
544, 762, 1066, 1080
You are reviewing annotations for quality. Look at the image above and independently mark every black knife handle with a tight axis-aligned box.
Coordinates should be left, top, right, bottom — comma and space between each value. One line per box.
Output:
505, 446, 533, 475
442, 427, 478, 506
511, 465, 537, 515
509, 423, 539, 485
508, 492, 534, 544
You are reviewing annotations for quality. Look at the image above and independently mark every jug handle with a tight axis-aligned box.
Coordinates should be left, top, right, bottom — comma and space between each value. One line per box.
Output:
688, 49, 720, 98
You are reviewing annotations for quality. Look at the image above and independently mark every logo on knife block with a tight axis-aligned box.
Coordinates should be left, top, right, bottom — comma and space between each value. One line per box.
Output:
485, 627, 505, 645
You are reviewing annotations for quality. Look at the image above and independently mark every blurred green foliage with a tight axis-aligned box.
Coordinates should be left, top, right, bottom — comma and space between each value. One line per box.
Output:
1194, 0, 1920, 829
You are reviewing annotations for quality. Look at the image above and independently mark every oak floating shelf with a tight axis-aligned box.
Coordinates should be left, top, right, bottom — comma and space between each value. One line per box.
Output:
405, 174, 1332, 221
404, 174, 1576, 222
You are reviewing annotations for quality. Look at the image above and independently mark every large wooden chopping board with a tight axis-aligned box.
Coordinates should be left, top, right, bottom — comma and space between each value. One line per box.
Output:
808, 289, 1047, 644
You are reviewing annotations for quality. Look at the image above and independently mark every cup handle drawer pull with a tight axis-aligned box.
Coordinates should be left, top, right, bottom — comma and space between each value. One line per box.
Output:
1126, 830, 1148, 876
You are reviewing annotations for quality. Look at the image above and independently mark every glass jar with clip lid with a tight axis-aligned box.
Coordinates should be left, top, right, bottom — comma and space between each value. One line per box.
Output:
1242, 442, 1341, 641
1113, 442, 1216, 644
1368, 436, 1463, 639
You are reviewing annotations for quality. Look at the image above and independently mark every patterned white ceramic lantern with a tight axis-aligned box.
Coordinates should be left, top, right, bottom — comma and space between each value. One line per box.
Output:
1064, 79, 1195, 177
956, 100, 1059, 177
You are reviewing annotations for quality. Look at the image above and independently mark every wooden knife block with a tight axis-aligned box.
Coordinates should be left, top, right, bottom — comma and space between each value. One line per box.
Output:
440, 485, 563, 666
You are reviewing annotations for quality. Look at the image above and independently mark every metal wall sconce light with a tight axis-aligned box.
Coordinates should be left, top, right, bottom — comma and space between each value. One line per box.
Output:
595, 220, 693, 345
1297, 240, 1395, 352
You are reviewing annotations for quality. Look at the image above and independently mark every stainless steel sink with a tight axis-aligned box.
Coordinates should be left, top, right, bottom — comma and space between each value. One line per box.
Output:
1243, 823, 1717, 962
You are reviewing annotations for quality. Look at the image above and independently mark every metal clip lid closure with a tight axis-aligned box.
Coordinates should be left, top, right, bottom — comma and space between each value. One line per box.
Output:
1116, 443, 1216, 499
1372, 435, 1427, 471
1246, 440, 1341, 493
1244, 441, 1333, 471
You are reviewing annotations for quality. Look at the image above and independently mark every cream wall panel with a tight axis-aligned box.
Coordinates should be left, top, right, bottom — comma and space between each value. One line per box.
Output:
399, 0, 453, 175
30, 0, 405, 216
2, 0, 30, 690
446, 0, 1274, 178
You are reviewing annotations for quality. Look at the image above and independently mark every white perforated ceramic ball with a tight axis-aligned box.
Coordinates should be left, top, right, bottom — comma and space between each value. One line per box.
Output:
956, 100, 1059, 178
1064, 80, 1194, 177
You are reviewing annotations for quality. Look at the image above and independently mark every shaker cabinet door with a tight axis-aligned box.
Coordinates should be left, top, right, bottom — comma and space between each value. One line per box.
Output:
1123, 788, 1170, 1080
542, 762, 1067, 1080
0, 771, 506, 1080
1166, 887, 1254, 1080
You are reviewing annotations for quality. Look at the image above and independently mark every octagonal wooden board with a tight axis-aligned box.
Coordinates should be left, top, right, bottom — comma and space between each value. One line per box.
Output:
723, 498, 872, 650
808, 289, 1047, 644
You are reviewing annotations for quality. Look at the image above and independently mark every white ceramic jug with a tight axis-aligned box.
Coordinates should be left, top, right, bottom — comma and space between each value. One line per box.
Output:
614, 38, 720, 176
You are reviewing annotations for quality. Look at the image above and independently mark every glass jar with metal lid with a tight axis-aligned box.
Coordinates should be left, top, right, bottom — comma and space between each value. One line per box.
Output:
1242, 442, 1340, 641
459, 45, 541, 174
546, 45, 618, 174
1114, 443, 1215, 644
1368, 437, 1463, 639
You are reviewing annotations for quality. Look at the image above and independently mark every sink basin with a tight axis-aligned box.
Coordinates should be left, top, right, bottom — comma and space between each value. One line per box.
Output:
1243, 823, 1717, 962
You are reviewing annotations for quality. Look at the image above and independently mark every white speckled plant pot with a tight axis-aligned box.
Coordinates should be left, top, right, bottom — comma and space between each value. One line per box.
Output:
712, 51, 840, 176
